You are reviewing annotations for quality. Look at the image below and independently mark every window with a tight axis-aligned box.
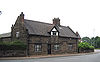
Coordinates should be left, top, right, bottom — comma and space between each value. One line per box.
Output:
16, 32, 19, 38
51, 27, 58, 36
68, 43, 73, 50
54, 44, 59, 50
53, 31, 56, 35
51, 31, 58, 36
70, 38, 72, 40
34, 44, 42, 52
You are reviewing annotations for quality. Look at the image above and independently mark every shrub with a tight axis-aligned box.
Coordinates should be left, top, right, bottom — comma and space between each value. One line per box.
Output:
0, 40, 27, 50
89, 46, 94, 49
78, 42, 94, 49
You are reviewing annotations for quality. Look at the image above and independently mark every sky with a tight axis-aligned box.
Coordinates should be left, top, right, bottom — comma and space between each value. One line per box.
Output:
0, 0, 100, 38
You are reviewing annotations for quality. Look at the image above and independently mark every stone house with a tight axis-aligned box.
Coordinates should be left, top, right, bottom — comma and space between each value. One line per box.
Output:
0, 12, 80, 56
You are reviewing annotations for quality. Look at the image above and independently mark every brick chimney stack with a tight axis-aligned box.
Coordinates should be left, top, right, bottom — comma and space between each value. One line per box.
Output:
76, 32, 81, 39
53, 18, 60, 26
76, 32, 79, 36
20, 12, 24, 22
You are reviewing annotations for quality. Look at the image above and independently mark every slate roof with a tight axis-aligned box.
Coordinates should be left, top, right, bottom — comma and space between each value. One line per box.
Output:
24, 19, 78, 38
0, 19, 79, 38
24, 19, 54, 36
0, 32, 11, 38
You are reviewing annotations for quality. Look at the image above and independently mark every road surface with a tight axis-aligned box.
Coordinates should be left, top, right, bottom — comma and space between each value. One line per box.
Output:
0, 50, 100, 62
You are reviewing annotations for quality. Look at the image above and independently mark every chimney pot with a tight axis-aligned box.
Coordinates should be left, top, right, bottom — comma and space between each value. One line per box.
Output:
53, 18, 60, 26
19, 12, 24, 22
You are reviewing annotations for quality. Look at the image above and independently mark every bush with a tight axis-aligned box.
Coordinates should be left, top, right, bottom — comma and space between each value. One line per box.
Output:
89, 46, 94, 49
78, 42, 94, 49
0, 40, 27, 50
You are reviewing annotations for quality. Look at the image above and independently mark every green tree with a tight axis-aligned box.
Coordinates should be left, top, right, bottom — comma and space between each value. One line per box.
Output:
96, 37, 100, 48
82, 36, 100, 48
90, 37, 95, 46
82, 37, 91, 43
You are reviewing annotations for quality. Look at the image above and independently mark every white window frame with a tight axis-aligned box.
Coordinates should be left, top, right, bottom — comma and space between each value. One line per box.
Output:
54, 44, 59, 50
16, 32, 20, 38
34, 44, 42, 52
68, 43, 73, 50
51, 28, 58, 36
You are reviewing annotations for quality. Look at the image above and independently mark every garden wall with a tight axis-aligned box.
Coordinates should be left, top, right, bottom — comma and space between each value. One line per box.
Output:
0, 43, 27, 57
78, 48, 94, 53
0, 50, 26, 57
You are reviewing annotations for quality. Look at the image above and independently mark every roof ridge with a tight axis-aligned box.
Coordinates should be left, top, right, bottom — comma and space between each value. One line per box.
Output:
60, 25, 69, 28
24, 19, 53, 25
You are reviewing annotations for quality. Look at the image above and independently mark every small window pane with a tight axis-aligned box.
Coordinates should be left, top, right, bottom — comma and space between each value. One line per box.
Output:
34, 44, 42, 52
51, 31, 58, 36
53, 31, 56, 35
16, 32, 19, 38
54, 44, 59, 50
68, 44, 73, 50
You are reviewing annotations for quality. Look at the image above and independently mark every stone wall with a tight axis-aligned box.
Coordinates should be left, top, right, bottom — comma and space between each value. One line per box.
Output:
28, 35, 78, 56
28, 36, 49, 55
0, 37, 11, 42
78, 48, 94, 53
11, 12, 28, 44
0, 50, 26, 57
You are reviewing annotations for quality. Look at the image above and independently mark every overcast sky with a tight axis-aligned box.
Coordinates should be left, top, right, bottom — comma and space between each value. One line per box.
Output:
0, 0, 100, 38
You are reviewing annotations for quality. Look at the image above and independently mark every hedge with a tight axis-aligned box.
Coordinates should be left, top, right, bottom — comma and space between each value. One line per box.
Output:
0, 40, 27, 50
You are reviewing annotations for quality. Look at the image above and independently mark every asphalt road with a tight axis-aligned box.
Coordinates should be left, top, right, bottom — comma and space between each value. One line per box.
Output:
0, 50, 100, 62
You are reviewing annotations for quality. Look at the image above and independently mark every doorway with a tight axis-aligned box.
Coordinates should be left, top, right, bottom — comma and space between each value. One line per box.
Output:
47, 44, 51, 54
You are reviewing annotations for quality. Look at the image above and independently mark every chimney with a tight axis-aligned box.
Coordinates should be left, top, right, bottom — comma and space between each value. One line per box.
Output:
53, 18, 60, 26
76, 32, 81, 39
76, 32, 79, 36
20, 12, 24, 22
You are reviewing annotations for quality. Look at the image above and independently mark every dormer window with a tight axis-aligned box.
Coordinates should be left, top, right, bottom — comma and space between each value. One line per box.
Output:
16, 32, 20, 38
51, 31, 58, 36
53, 31, 56, 35
51, 27, 58, 36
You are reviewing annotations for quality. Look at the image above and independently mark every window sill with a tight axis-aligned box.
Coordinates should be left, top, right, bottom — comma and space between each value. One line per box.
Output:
54, 50, 59, 51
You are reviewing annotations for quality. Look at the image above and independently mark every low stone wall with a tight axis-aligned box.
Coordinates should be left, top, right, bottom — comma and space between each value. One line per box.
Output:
78, 48, 94, 53
0, 50, 26, 57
